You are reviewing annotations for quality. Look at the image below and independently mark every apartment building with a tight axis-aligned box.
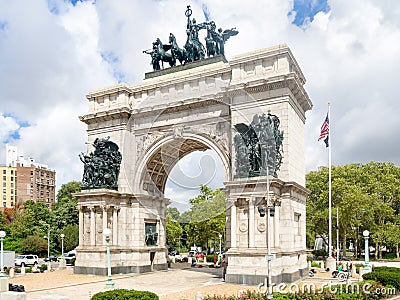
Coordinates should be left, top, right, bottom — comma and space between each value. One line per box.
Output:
2, 145, 56, 208
16, 163, 56, 206
0, 166, 17, 208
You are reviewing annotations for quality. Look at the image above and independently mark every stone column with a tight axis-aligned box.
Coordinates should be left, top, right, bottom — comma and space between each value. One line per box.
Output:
249, 198, 255, 248
112, 206, 119, 245
90, 206, 96, 246
102, 206, 108, 245
230, 201, 237, 248
78, 206, 84, 246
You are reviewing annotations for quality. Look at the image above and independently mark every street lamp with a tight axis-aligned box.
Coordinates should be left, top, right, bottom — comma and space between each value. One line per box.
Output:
218, 234, 222, 256
60, 234, 65, 256
363, 230, 371, 272
44, 224, 50, 258
103, 228, 115, 289
257, 166, 274, 300
0, 231, 6, 277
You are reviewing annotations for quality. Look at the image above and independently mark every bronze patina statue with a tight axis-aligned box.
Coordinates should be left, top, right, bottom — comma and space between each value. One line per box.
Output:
143, 5, 238, 71
234, 113, 284, 178
79, 137, 122, 190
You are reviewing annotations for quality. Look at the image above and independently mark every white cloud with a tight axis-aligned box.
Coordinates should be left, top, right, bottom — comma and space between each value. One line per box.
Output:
0, 115, 20, 147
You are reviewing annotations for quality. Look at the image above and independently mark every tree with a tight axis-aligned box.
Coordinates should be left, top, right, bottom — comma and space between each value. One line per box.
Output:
166, 214, 183, 250
56, 181, 82, 202
59, 224, 79, 252
182, 185, 226, 253
306, 162, 400, 258
167, 207, 180, 221
20, 236, 47, 256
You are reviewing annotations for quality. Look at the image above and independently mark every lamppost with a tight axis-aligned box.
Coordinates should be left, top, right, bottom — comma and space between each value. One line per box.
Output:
257, 166, 274, 300
363, 230, 371, 273
44, 224, 50, 258
218, 234, 222, 256
60, 233, 65, 256
103, 228, 115, 289
0, 231, 6, 277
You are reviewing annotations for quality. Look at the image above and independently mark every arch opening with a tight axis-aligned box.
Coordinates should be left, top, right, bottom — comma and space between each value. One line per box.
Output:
140, 136, 229, 197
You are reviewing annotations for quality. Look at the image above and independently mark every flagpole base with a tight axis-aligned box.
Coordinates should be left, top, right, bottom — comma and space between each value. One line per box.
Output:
326, 257, 336, 271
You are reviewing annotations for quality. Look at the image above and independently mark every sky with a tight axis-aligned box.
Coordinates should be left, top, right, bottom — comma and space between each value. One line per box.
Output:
1, 0, 400, 211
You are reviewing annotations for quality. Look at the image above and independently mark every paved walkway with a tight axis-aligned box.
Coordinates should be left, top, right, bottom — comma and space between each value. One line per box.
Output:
25, 268, 222, 300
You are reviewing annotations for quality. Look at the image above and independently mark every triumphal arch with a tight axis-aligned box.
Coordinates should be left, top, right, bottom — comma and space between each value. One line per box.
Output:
74, 6, 312, 285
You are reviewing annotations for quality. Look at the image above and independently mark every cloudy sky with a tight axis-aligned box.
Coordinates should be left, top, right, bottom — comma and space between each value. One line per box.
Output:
1, 0, 399, 211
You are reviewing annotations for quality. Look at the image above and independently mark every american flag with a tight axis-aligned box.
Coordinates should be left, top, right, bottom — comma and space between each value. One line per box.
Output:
318, 114, 329, 147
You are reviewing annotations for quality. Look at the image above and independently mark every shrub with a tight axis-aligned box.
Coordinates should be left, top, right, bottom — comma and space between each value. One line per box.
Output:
312, 249, 327, 259
363, 266, 400, 289
206, 254, 216, 262
92, 289, 159, 300
311, 261, 320, 268
39, 264, 48, 272
381, 252, 397, 260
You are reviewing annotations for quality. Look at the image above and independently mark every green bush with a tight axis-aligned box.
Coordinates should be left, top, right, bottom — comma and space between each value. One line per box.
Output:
92, 289, 159, 300
363, 266, 400, 289
311, 261, 320, 268
381, 252, 397, 260
312, 249, 327, 258
206, 254, 216, 262
39, 264, 48, 272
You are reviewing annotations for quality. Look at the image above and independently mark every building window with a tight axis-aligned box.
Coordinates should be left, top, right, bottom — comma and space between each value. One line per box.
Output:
2, 202, 6, 207
2, 196, 5, 200
11, 190, 13, 194
2, 189, 5, 194
10, 183, 13, 188
11, 170, 14, 175
11, 177, 14, 181
11, 196, 13, 201
30, 189, 33, 194
30, 171, 33, 176
2, 183, 5, 187
30, 196, 33, 200
2, 170, 5, 174
2, 176, 5, 181
10, 202, 13, 207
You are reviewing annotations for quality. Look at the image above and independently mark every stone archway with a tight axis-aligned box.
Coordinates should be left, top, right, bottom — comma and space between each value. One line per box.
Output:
74, 44, 313, 285
136, 133, 230, 197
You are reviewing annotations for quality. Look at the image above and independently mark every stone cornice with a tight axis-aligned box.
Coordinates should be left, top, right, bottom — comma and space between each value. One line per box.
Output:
130, 96, 228, 118
230, 44, 306, 85
86, 83, 132, 100
226, 73, 312, 113
79, 106, 131, 125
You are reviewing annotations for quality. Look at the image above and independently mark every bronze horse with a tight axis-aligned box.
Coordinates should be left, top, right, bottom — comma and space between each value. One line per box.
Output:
154, 38, 175, 69
169, 33, 187, 65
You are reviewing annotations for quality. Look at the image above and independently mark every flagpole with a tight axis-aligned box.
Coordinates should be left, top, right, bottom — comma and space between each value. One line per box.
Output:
328, 101, 333, 261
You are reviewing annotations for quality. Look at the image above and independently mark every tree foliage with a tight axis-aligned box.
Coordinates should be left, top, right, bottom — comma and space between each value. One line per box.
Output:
2, 181, 81, 255
180, 185, 226, 253
306, 162, 400, 258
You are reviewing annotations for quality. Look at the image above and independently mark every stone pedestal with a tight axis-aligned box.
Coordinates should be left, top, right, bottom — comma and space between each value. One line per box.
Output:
325, 257, 336, 271
0, 277, 8, 292
224, 179, 309, 285
74, 190, 168, 275
59, 259, 66, 269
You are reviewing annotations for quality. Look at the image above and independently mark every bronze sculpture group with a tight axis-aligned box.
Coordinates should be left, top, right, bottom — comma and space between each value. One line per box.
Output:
143, 5, 238, 71
79, 137, 122, 190
234, 113, 284, 178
